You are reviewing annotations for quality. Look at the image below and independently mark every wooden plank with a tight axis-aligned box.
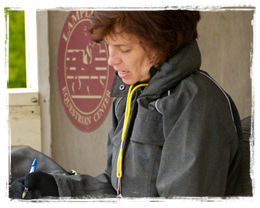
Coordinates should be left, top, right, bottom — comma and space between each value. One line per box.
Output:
9, 105, 41, 152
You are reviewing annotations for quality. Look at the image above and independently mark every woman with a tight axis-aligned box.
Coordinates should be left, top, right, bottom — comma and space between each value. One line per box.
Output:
11, 10, 243, 198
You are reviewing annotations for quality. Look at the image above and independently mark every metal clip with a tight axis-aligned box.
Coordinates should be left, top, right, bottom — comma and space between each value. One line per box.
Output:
71, 169, 78, 175
117, 177, 122, 197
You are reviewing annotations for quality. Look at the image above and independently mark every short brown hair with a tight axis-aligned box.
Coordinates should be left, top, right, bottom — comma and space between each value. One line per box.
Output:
88, 10, 200, 69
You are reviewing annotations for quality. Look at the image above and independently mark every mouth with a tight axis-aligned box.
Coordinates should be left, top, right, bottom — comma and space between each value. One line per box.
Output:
118, 71, 128, 74
117, 70, 129, 79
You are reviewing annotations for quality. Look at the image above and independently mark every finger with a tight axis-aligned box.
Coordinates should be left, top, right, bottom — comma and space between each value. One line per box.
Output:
22, 189, 42, 199
15, 190, 34, 200
23, 190, 33, 199
24, 171, 42, 188
11, 178, 25, 193
14, 189, 42, 202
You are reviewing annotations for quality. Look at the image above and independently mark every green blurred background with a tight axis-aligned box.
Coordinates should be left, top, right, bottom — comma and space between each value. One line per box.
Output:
6, 8, 27, 88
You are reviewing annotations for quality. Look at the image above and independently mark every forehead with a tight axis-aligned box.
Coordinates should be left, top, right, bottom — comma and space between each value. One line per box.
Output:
104, 32, 139, 46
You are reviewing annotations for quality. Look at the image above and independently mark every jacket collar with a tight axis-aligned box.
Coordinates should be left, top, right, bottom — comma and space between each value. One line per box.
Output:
110, 66, 157, 97
111, 39, 201, 98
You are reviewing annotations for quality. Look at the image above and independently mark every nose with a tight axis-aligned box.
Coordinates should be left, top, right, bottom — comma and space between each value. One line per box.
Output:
107, 46, 121, 67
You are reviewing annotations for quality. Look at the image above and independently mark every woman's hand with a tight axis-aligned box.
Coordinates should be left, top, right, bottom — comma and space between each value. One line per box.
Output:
11, 170, 59, 199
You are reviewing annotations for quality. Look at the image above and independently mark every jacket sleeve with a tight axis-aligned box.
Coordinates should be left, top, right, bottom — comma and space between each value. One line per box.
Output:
52, 127, 117, 198
155, 84, 241, 196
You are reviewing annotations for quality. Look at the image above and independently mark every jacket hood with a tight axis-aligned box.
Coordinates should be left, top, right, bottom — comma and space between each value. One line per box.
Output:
111, 39, 201, 97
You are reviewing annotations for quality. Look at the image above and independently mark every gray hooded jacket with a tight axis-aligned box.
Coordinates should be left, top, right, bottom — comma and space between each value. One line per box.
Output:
53, 39, 243, 197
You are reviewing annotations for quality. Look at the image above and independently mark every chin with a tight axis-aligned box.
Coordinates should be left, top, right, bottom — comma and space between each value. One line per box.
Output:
122, 79, 136, 85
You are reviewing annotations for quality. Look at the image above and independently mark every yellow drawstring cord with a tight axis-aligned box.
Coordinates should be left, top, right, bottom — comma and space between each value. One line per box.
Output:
116, 83, 148, 196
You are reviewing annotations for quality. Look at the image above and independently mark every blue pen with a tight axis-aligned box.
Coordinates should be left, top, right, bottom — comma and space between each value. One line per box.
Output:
22, 159, 37, 199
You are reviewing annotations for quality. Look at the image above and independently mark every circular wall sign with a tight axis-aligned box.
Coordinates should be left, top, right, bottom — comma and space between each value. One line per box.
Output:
57, 11, 114, 132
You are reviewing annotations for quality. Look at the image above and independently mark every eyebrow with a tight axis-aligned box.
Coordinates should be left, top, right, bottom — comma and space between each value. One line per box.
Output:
103, 38, 136, 47
104, 41, 134, 47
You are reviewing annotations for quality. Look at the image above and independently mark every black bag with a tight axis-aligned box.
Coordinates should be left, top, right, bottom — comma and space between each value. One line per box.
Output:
0, 146, 70, 202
